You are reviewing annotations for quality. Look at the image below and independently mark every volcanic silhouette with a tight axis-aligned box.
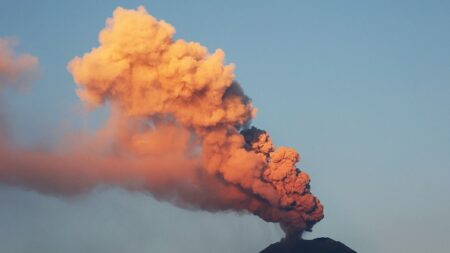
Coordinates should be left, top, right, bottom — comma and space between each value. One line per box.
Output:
260, 236, 356, 253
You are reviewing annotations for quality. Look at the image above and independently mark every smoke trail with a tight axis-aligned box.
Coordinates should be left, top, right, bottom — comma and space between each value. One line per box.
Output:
0, 38, 38, 89
0, 6, 323, 236
0, 38, 38, 139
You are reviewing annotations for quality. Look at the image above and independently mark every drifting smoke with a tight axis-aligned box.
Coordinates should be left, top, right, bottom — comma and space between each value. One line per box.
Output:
0, 6, 323, 235
0, 38, 38, 89
0, 38, 38, 139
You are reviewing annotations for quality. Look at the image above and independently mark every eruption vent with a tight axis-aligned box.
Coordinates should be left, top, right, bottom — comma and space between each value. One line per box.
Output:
0, 6, 323, 235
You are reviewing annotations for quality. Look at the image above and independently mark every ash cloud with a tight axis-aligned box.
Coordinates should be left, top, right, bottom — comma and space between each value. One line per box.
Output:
0, 6, 323, 236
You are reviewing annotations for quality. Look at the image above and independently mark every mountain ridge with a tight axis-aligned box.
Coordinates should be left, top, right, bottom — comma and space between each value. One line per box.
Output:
260, 237, 357, 253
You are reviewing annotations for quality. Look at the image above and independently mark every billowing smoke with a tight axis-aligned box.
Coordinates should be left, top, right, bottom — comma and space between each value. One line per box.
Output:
0, 6, 323, 236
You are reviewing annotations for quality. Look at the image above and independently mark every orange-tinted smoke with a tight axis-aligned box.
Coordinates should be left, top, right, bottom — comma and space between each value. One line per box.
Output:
0, 6, 323, 236
0, 37, 38, 140
67, 6, 323, 235
0, 38, 38, 88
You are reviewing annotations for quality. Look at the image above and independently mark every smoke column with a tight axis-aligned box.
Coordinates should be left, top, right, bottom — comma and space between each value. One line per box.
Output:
0, 6, 323, 236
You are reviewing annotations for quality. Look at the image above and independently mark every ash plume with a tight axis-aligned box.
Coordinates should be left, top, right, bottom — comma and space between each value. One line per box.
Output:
0, 6, 323, 236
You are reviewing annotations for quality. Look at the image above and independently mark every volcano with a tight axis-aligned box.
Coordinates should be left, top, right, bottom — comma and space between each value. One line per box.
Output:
260, 237, 356, 253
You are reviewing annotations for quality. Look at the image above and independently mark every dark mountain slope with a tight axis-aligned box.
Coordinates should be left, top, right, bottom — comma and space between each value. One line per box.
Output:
260, 237, 356, 253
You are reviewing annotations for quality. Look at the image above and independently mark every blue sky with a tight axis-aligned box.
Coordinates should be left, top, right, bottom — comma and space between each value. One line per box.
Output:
1, 1, 449, 252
